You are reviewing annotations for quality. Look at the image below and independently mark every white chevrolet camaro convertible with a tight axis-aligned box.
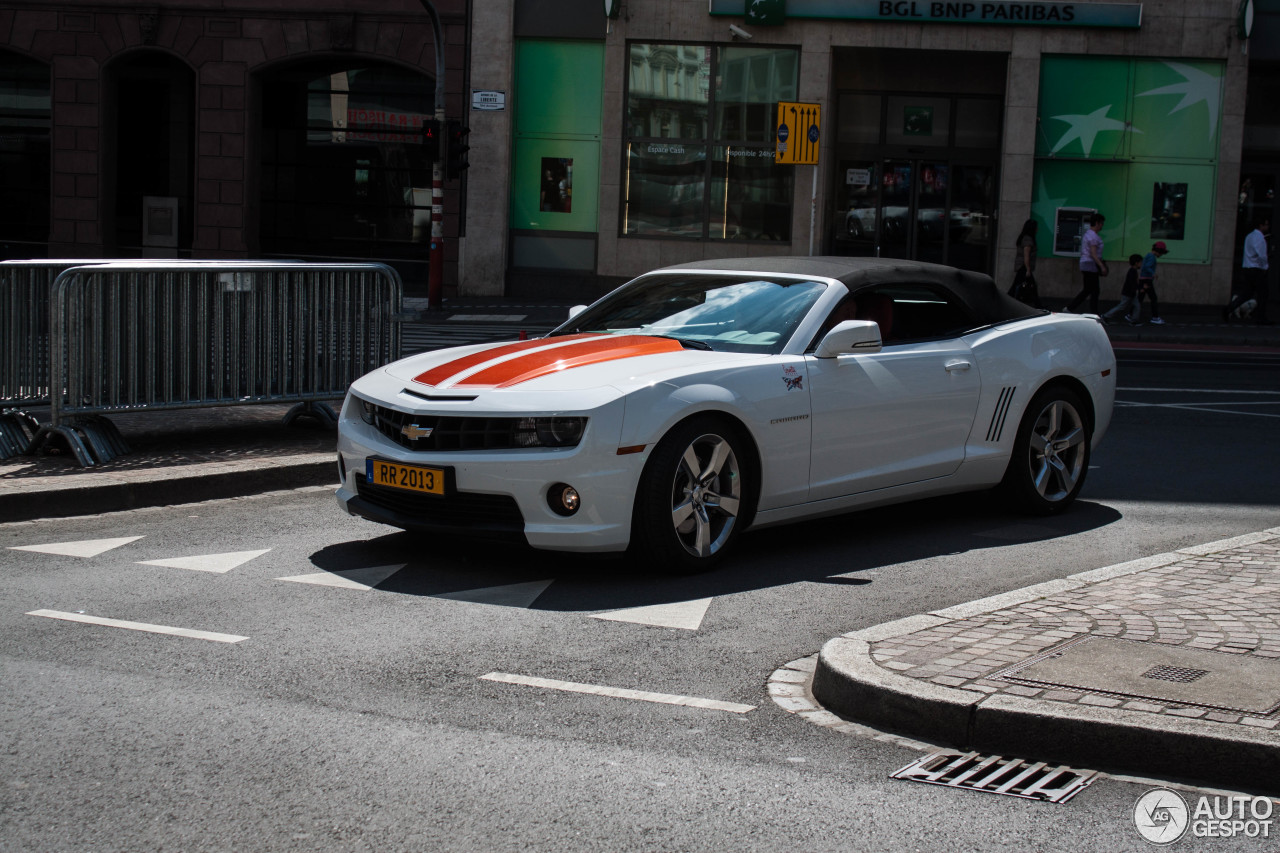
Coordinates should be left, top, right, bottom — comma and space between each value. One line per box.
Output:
336, 258, 1115, 571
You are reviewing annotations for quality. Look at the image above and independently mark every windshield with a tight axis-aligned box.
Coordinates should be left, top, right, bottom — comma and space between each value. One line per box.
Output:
550, 274, 827, 354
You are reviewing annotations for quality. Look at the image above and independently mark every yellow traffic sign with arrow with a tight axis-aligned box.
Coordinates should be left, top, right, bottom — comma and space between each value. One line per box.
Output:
775, 101, 821, 165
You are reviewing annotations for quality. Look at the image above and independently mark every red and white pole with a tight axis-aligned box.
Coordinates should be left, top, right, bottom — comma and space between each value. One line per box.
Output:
429, 159, 444, 310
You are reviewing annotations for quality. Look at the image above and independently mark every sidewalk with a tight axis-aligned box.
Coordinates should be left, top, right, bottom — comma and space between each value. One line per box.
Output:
809, 530, 1280, 792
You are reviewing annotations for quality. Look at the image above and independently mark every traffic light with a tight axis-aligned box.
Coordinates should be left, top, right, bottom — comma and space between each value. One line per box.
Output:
421, 119, 441, 162
445, 119, 470, 180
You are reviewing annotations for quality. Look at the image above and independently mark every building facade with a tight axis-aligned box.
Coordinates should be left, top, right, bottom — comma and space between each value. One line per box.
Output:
466, 0, 1275, 305
3, 0, 1277, 304
0, 1, 468, 288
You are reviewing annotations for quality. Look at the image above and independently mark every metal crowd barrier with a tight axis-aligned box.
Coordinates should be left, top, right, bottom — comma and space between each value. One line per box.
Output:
6, 261, 402, 466
1, 260, 92, 458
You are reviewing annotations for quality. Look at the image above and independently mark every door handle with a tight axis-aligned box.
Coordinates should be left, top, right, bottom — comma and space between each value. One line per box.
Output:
945, 360, 972, 373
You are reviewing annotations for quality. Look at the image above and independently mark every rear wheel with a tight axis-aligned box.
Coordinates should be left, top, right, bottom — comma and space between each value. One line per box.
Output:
1000, 386, 1092, 514
631, 417, 752, 572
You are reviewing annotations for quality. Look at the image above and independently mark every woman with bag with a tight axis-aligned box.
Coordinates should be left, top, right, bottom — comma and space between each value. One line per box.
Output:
1008, 219, 1042, 307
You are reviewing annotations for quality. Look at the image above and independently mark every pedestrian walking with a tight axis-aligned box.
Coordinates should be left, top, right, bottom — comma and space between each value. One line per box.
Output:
1225, 216, 1272, 324
1007, 219, 1041, 307
1131, 241, 1168, 325
1101, 255, 1144, 325
1066, 213, 1107, 314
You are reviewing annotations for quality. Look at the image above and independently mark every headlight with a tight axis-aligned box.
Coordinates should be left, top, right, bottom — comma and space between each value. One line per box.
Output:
513, 416, 587, 448
359, 398, 377, 425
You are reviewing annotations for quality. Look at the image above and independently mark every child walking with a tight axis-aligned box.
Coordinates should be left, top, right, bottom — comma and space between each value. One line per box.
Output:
1132, 241, 1168, 325
1102, 255, 1144, 325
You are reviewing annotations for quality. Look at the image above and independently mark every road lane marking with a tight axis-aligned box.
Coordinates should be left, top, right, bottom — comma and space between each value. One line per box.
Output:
1115, 401, 1280, 419
26, 609, 247, 643
591, 598, 713, 630
138, 548, 271, 573
9, 536, 144, 558
480, 672, 755, 714
432, 579, 554, 607
276, 564, 407, 591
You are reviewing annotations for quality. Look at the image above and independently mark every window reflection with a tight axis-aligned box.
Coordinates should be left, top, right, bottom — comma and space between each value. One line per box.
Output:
711, 146, 793, 241
623, 43, 798, 241
624, 143, 706, 237
627, 45, 710, 140
261, 63, 434, 258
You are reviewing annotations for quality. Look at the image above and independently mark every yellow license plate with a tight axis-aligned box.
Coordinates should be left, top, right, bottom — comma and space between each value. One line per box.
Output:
366, 459, 445, 495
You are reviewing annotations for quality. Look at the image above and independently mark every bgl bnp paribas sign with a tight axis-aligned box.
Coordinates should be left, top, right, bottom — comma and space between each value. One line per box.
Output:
710, 0, 1143, 28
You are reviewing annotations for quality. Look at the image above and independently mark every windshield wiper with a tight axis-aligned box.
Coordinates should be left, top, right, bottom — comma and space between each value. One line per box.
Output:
653, 334, 713, 351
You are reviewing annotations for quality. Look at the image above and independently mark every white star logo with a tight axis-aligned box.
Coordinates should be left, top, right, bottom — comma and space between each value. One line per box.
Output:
1136, 61, 1222, 139
1048, 105, 1139, 156
1031, 175, 1068, 226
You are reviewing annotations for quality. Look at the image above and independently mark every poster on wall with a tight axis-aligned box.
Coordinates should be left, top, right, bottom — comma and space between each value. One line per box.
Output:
903, 106, 933, 137
1151, 182, 1187, 240
540, 158, 573, 214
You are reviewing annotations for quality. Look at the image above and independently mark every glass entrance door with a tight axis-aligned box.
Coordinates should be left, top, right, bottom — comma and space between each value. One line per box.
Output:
880, 159, 947, 263
830, 157, 994, 273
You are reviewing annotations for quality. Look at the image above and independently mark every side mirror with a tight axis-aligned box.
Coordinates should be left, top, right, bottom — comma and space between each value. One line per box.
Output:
815, 320, 882, 358
568, 304, 588, 319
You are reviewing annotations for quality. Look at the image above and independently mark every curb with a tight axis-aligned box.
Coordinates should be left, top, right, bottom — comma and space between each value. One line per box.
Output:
811, 532, 1280, 791
0, 456, 335, 523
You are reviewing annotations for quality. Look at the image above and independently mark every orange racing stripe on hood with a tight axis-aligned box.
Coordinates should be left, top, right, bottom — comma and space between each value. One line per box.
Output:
414, 335, 685, 389
413, 333, 597, 387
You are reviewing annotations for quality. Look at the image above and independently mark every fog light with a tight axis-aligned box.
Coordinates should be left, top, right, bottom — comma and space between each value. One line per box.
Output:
548, 483, 581, 516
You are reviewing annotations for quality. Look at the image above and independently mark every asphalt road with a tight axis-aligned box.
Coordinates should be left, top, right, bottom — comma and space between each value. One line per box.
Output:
2, 345, 1277, 852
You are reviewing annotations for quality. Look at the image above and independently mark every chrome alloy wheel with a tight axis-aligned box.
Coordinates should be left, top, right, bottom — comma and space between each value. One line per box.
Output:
669, 433, 742, 559
1028, 398, 1087, 503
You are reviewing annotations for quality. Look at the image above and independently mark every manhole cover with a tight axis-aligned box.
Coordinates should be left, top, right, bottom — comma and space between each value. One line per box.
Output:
995, 636, 1280, 716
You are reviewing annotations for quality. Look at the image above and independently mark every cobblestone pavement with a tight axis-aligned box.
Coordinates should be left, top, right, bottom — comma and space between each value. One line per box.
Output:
866, 535, 1280, 730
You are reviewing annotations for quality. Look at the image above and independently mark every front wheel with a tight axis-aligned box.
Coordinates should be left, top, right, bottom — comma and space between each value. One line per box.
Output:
1000, 387, 1092, 514
631, 417, 752, 572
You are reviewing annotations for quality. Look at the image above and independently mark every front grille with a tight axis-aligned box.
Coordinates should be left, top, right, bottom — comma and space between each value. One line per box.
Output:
355, 476, 525, 534
369, 406, 532, 451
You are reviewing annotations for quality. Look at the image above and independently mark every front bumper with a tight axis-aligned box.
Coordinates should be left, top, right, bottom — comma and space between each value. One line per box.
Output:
334, 393, 645, 553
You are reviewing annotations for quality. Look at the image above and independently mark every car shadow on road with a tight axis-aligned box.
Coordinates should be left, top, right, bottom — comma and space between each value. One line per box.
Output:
307, 490, 1121, 611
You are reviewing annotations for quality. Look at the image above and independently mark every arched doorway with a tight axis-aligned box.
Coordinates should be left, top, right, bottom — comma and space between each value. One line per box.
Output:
256, 60, 435, 284
0, 51, 51, 259
103, 52, 195, 256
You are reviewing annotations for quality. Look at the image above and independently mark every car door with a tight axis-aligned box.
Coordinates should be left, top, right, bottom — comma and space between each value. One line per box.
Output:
805, 283, 982, 500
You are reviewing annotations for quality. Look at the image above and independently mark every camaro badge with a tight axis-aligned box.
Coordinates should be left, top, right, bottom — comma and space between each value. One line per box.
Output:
401, 423, 434, 441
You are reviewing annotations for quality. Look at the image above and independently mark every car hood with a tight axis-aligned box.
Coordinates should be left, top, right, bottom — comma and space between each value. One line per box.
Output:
380, 334, 761, 397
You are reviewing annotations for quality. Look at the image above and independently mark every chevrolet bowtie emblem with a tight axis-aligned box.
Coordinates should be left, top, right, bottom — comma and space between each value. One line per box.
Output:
400, 423, 434, 441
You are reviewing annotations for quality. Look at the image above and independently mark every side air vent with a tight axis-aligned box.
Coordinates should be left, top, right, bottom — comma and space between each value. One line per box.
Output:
986, 386, 1016, 442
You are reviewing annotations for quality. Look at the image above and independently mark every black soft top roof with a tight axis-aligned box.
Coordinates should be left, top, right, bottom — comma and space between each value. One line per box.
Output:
658, 256, 1045, 327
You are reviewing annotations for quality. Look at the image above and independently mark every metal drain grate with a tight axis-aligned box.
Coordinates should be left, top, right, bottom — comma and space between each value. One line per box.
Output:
1142, 664, 1209, 683
891, 751, 1098, 803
